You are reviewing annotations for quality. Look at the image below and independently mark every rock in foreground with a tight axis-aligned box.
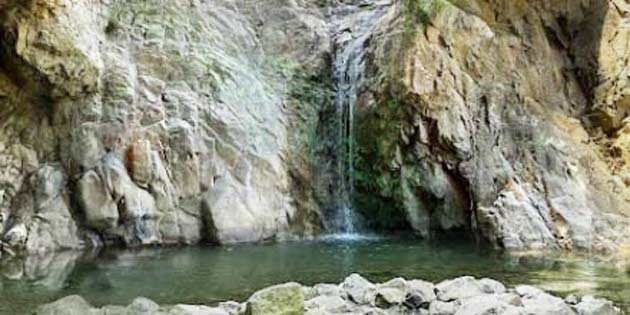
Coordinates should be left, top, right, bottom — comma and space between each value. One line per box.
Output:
34, 274, 623, 315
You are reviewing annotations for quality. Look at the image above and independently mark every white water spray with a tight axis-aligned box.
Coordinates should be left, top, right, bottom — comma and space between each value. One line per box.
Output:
329, 1, 391, 236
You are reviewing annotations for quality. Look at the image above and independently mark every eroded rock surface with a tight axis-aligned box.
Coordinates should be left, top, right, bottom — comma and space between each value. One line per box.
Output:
0, 0, 329, 253
0, 0, 629, 256
353, 0, 630, 252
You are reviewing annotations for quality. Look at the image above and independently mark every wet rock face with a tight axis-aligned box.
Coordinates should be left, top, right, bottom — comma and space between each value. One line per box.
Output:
355, 0, 630, 251
0, 0, 627, 255
0, 0, 329, 253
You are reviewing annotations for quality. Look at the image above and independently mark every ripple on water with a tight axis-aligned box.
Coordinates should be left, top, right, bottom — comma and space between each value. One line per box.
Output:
319, 233, 384, 242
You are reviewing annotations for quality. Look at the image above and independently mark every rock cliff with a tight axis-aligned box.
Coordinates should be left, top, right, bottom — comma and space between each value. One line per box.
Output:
1, 0, 629, 255
0, 0, 329, 254
354, 0, 630, 252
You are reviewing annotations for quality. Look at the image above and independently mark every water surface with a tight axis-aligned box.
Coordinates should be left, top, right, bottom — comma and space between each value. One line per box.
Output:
1, 237, 629, 314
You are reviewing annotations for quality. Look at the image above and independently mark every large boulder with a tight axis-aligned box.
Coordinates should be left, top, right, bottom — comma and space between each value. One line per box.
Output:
127, 297, 160, 314
246, 282, 304, 315
341, 273, 377, 305
305, 295, 348, 313
313, 283, 345, 298
80, 153, 161, 246
454, 294, 524, 315
78, 170, 119, 231
376, 277, 408, 306
406, 279, 436, 309
168, 304, 229, 315
3, 222, 27, 248
24, 166, 83, 254
478, 278, 506, 294
575, 296, 620, 315
520, 290, 575, 315
435, 277, 485, 302
429, 300, 460, 315
201, 176, 282, 244
35, 295, 96, 315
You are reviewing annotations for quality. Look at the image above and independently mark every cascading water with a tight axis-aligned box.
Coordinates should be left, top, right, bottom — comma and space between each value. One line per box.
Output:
328, 1, 391, 236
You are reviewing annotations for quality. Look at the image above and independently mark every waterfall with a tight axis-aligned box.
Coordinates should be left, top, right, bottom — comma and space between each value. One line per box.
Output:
329, 1, 390, 236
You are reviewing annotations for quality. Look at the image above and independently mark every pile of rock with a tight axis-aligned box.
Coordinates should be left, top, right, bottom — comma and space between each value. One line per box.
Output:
35, 274, 622, 315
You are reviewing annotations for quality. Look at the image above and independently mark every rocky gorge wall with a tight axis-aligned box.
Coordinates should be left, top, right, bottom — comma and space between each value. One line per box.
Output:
1, 0, 630, 257
0, 0, 332, 254
354, 0, 630, 252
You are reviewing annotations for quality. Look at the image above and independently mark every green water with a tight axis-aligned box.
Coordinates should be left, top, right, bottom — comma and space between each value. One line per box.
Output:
1, 237, 629, 314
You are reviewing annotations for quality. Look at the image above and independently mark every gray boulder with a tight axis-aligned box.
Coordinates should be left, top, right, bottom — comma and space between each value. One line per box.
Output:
25, 166, 83, 254
436, 277, 484, 302
78, 170, 119, 231
429, 300, 460, 315
478, 278, 506, 294
454, 295, 524, 315
168, 304, 229, 315
35, 295, 96, 315
218, 301, 245, 315
305, 295, 349, 313
406, 279, 436, 308
575, 296, 620, 315
514, 285, 544, 298
246, 282, 304, 315
521, 291, 575, 315
341, 273, 377, 305
127, 297, 160, 314
3, 223, 27, 248
376, 278, 408, 306
314, 283, 345, 298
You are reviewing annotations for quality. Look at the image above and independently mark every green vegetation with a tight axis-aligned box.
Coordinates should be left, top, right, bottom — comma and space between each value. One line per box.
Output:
292, 78, 332, 160
276, 55, 333, 161
272, 56, 302, 78
403, 0, 450, 32
352, 98, 410, 230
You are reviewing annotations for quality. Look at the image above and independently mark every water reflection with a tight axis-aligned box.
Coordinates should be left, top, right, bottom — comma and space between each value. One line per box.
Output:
0, 238, 628, 314
0, 250, 84, 290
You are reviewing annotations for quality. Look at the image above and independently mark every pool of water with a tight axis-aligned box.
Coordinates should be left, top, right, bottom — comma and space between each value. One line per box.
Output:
0, 236, 629, 314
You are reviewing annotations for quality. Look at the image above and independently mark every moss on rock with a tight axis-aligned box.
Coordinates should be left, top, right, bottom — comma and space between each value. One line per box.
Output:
246, 282, 304, 315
